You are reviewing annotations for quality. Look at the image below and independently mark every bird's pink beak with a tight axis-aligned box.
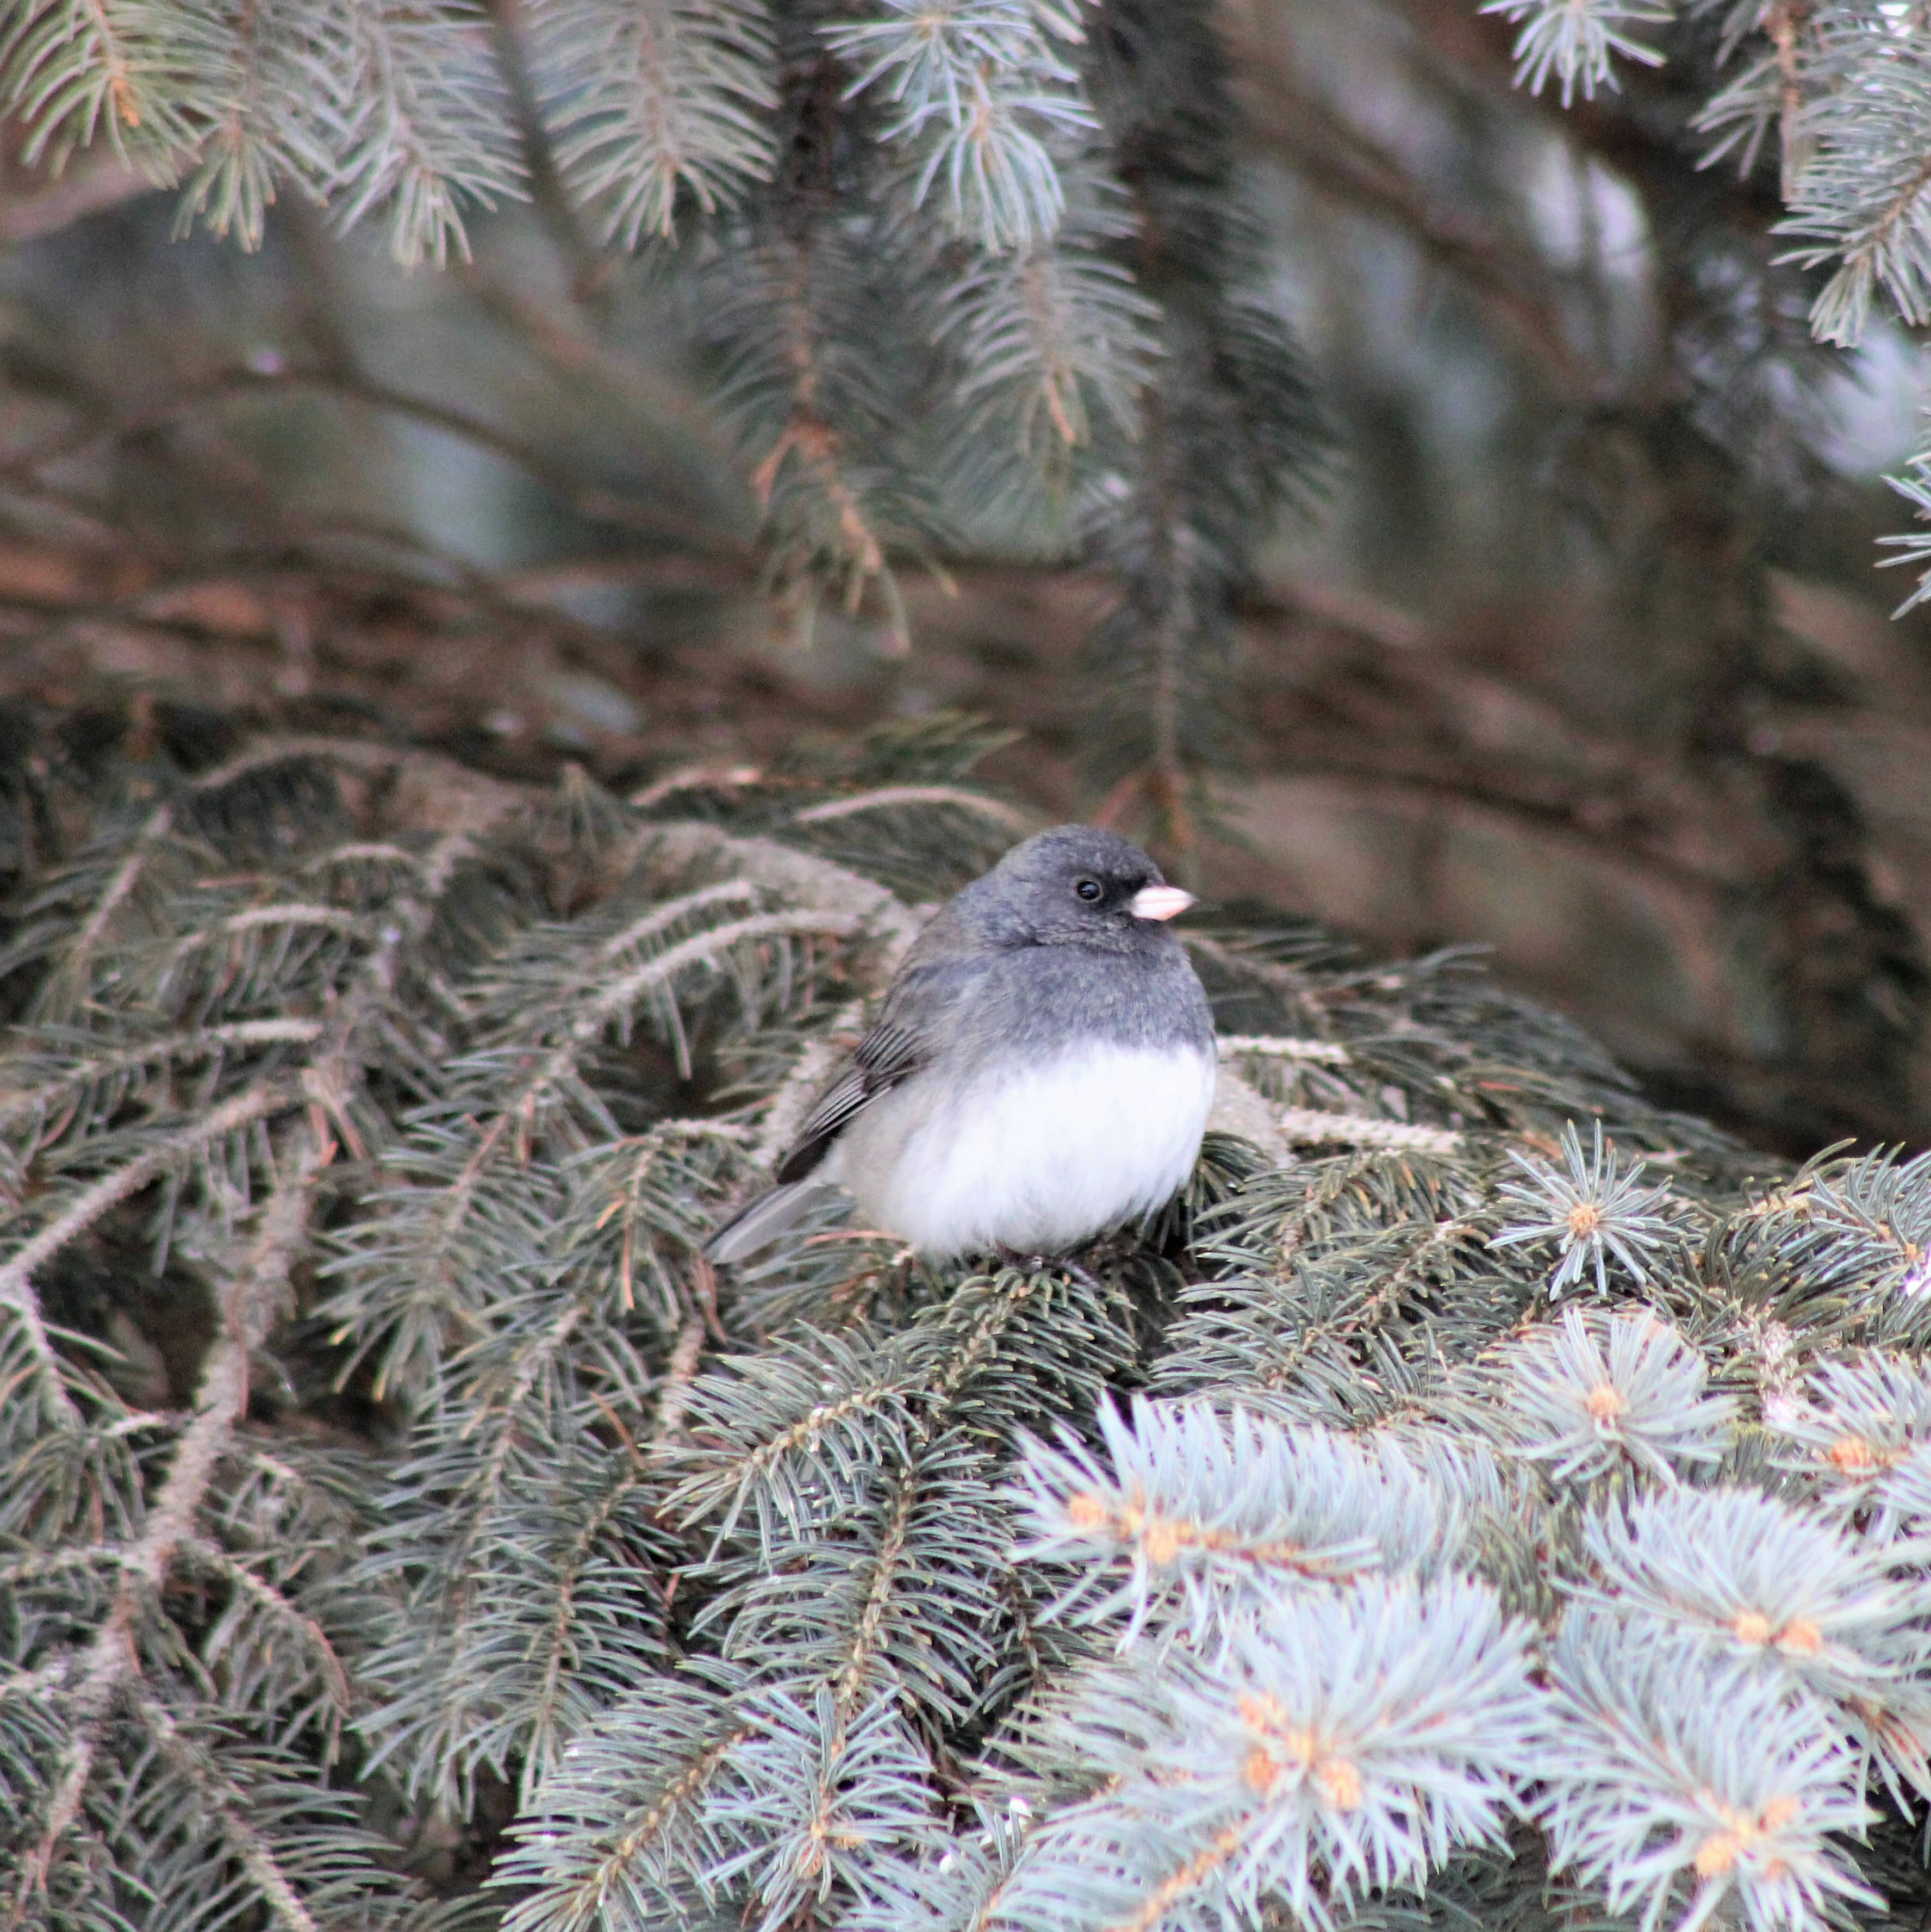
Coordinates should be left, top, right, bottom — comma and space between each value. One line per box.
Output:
1129, 884, 1195, 922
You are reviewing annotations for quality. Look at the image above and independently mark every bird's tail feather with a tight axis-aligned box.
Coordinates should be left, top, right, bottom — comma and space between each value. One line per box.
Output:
704, 1181, 832, 1264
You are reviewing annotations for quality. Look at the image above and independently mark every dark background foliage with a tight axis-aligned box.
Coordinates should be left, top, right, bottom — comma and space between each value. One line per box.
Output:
0, 0, 1927, 1158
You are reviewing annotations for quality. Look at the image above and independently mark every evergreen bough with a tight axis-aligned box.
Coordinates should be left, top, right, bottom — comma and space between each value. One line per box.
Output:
4, 710, 1931, 1932
8, 0, 1931, 822
6, 1, 1931, 1924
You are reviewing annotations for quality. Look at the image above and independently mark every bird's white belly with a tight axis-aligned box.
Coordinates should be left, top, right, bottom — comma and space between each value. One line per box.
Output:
830, 1043, 1217, 1258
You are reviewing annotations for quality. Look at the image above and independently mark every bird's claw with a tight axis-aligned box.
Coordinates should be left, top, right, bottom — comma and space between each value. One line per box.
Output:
993, 1244, 1101, 1289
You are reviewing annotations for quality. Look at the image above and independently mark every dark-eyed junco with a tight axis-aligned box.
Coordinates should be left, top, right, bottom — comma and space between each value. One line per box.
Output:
706, 825, 1216, 1263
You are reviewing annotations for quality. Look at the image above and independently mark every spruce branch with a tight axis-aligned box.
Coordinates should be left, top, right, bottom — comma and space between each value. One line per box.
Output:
1762, 1349, 1931, 1538
996, 1576, 1545, 1932
748, 997, 867, 1172
7, 730, 1929, 1931
690, 1685, 942, 1931
126, 1689, 410, 1932
827, 0, 1094, 250
323, 879, 854, 1397
1542, 1610, 1877, 1932
322, 0, 524, 268
1278, 1110, 1465, 1157
652, 1310, 710, 1446
1728, 1147, 1931, 1337
1218, 1038, 1353, 1067
556, 1123, 752, 1330
1081, 0, 1329, 838
1497, 1305, 1735, 1486
936, 183, 1158, 455
643, 817, 923, 955
1161, 1152, 1509, 1426
1478, 0, 1672, 108
1691, 0, 1817, 189
493, 1682, 756, 1932
1016, 1397, 1486, 1644
1203, 1068, 1293, 1165
1579, 1486, 1931, 1802
482, 0, 610, 290
10, 801, 178, 1025
700, 1426, 1011, 1730
523, 0, 778, 246
663, 1325, 925, 1548
665, 1263, 1140, 1555
325, 809, 911, 1807
0, 0, 207, 181
1491, 1121, 1678, 1299
355, 1435, 677, 1808
787, 785, 1032, 831
1778, 27, 1931, 345
0, 1084, 295, 1433
170, 0, 338, 250
696, 215, 936, 644
0, 1020, 327, 1150
1494, 2, 1931, 618
1878, 414, 1931, 616
0, 1287, 89, 1441
175, 1536, 355, 1752
5, 1126, 326, 1927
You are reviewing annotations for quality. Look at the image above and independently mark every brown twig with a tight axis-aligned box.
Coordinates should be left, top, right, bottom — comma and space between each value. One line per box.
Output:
6, 1128, 327, 1924
2, 365, 752, 566
0, 1084, 295, 1443
0, 148, 154, 245
1234, 63, 1599, 393
1766, 0, 1812, 198
458, 262, 730, 458
652, 1314, 708, 1451
484, 0, 613, 301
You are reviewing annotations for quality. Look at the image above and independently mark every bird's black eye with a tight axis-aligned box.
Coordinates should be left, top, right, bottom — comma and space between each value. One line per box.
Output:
1075, 878, 1104, 903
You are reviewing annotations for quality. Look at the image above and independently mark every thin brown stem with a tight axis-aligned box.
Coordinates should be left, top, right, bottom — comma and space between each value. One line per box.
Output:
6, 1130, 326, 1924
3, 366, 749, 564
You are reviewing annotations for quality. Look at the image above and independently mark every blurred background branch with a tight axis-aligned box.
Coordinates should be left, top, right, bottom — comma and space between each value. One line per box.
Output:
0, 0, 1928, 1158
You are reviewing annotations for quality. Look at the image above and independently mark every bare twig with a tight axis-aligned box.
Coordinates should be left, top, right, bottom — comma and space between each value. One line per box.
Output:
1205, 1063, 1293, 1164
755, 999, 865, 1174
459, 264, 730, 457
0, 1084, 296, 1438
484, 0, 611, 299
3, 366, 752, 567
1218, 1036, 1353, 1066
7, 1129, 326, 1923
639, 821, 926, 967
0, 150, 154, 245
652, 1314, 708, 1451
791, 786, 1033, 833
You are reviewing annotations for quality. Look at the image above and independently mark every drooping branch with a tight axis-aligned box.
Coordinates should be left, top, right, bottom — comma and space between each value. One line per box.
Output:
6, 1127, 326, 1923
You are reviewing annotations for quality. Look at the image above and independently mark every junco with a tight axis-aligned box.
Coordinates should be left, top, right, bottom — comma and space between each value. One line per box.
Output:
706, 825, 1216, 1263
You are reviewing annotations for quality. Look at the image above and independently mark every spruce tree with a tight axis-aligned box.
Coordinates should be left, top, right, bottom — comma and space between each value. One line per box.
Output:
10, 0, 1930, 812
2, 710, 1931, 1931
5, 4, 1931, 1931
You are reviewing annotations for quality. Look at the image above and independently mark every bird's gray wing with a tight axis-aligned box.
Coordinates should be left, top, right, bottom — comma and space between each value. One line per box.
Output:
705, 1034, 918, 1265
775, 1016, 927, 1184
706, 949, 976, 1262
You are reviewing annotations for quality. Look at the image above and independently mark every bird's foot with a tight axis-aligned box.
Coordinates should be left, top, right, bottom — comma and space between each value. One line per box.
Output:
993, 1245, 1100, 1289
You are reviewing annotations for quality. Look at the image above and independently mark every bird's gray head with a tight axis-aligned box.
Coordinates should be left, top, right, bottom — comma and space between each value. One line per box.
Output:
964, 825, 1195, 953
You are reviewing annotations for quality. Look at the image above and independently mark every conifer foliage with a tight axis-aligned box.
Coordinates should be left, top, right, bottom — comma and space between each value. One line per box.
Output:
1484, 0, 1931, 608
7, 1, 1931, 1928
4, 709, 1931, 1932
11, 0, 1931, 811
